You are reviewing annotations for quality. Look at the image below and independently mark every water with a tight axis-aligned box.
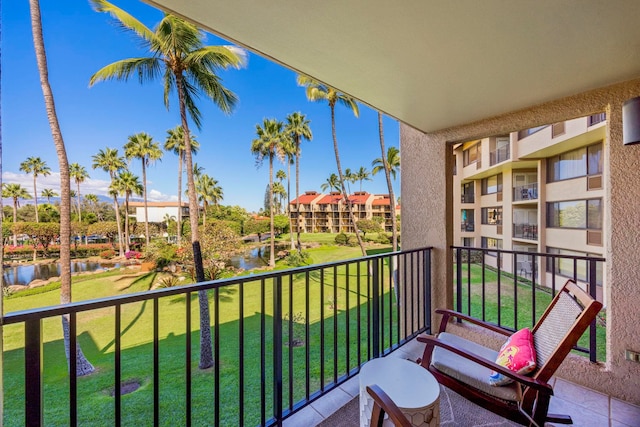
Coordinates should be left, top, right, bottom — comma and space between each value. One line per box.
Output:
228, 246, 269, 270
3, 261, 120, 287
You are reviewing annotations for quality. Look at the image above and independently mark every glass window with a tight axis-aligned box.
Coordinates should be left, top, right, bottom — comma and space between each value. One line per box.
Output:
481, 174, 502, 195
481, 207, 502, 225
547, 143, 602, 182
461, 182, 474, 203
481, 237, 502, 256
462, 237, 474, 247
546, 247, 603, 286
547, 199, 601, 229
461, 209, 474, 231
587, 143, 603, 175
463, 143, 480, 166
587, 199, 602, 229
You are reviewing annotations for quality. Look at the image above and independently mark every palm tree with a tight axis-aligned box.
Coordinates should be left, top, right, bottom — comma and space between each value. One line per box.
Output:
84, 194, 100, 219
251, 119, 288, 267
124, 132, 163, 246
90, 0, 245, 370
194, 173, 219, 226
164, 125, 200, 246
41, 188, 58, 204
112, 171, 143, 253
69, 163, 89, 222
28, 0, 94, 376
285, 112, 313, 251
19, 156, 51, 223
92, 147, 127, 256
297, 75, 366, 255
272, 181, 287, 214
372, 143, 401, 252
321, 173, 342, 193
2, 183, 32, 246
354, 166, 372, 192
275, 169, 287, 213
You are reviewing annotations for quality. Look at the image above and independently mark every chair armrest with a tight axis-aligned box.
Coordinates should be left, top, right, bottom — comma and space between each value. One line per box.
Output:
420, 334, 553, 394
436, 309, 512, 336
366, 384, 412, 427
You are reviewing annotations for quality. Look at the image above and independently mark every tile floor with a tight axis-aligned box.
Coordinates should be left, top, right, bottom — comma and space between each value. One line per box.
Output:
283, 337, 640, 427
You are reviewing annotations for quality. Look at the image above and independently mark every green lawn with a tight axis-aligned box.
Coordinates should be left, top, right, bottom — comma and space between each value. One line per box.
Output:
3, 243, 400, 426
454, 263, 606, 362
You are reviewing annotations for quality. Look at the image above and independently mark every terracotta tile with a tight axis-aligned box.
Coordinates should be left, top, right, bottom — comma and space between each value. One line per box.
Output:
553, 378, 609, 417
283, 404, 324, 427
611, 397, 640, 427
547, 396, 609, 427
310, 388, 354, 419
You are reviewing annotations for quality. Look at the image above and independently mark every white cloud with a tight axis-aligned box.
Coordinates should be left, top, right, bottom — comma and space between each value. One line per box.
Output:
3, 171, 111, 197
147, 189, 178, 202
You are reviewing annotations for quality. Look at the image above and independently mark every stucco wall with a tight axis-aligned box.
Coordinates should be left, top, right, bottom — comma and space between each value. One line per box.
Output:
401, 77, 640, 404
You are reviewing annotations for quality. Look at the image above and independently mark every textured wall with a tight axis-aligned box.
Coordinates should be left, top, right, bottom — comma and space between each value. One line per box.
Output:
401, 77, 640, 404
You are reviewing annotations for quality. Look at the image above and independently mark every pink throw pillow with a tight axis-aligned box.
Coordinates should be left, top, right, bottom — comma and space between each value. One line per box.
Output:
489, 328, 537, 386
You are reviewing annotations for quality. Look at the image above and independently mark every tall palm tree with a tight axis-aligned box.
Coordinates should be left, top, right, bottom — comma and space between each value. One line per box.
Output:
321, 173, 341, 193
272, 181, 287, 214
297, 75, 366, 255
84, 194, 100, 219
124, 132, 162, 246
112, 171, 143, 253
194, 173, 219, 226
355, 166, 372, 192
28, 0, 94, 376
92, 147, 127, 256
90, 0, 245, 370
372, 143, 401, 252
2, 183, 32, 246
285, 112, 313, 251
41, 188, 58, 204
251, 119, 288, 267
164, 125, 200, 245
344, 168, 356, 194
69, 163, 89, 223
275, 169, 287, 214
19, 156, 51, 223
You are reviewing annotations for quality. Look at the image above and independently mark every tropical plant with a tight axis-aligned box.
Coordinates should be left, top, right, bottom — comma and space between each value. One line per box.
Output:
272, 181, 287, 214
111, 171, 143, 253
2, 183, 32, 246
285, 111, 312, 251
164, 125, 199, 245
344, 168, 355, 194
354, 166, 372, 192
92, 147, 127, 256
90, 0, 245, 370
194, 173, 223, 226
28, 0, 95, 375
320, 173, 341, 193
372, 143, 401, 251
297, 75, 366, 255
69, 162, 89, 223
19, 156, 51, 223
123, 132, 162, 246
41, 188, 58, 204
84, 194, 99, 216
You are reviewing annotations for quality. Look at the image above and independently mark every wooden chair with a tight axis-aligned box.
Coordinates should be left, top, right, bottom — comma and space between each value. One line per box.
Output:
366, 384, 412, 427
418, 279, 602, 426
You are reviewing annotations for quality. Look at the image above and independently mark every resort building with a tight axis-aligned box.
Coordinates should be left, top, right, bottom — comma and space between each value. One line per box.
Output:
290, 191, 400, 233
453, 113, 607, 301
127, 201, 189, 224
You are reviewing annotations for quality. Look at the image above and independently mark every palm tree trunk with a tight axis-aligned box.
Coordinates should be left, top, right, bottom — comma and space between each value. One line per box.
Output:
176, 73, 212, 369
124, 195, 131, 252
141, 161, 150, 246
288, 158, 294, 250
177, 151, 183, 246
76, 182, 81, 223
33, 176, 39, 223
378, 112, 398, 252
12, 200, 18, 246
330, 105, 366, 256
29, 0, 94, 376
269, 156, 276, 267
295, 144, 302, 252
113, 195, 124, 257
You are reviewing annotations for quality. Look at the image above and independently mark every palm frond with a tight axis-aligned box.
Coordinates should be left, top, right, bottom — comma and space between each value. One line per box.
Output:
181, 77, 204, 129
89, 57, 162, 86
163, 67, 175, 109
337, 96, 360, 117
90, 0, 156, 46
186, 45, 247, 71
186, 63, 238, 115
154, 14, 203, 56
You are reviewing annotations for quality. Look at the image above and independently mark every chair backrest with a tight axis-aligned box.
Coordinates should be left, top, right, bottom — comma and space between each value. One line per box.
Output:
531, 280, 602, 382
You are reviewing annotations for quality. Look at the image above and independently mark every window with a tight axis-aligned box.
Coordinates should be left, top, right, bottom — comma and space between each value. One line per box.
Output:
547, 199, 602, 229
481, 237, 502, 256
547, 143, 602, 182
463, 143, 480, 167
481, 207, 502, 225
481, 174, 502, 195
546, 247, 603, 286
461, 209, 474, 231
461, 182, 474, 203
517, 125, 547, 140
462, 237, 474, 247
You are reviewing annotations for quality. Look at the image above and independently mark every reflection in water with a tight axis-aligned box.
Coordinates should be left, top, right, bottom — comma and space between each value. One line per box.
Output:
3, 261, 120, 287
228, 246, 269, 270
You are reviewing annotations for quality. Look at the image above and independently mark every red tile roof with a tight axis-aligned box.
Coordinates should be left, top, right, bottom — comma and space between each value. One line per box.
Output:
348, 193, 371, 204
290, 192, 321, 204
317, 194, 342, 204
372, 197, 391, 206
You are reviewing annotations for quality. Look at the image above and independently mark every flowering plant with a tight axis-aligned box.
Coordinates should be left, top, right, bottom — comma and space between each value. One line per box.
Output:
125, 250, 142, 260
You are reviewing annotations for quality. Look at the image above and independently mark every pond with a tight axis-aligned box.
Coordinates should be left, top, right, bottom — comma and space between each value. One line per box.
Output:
3, 261, 120, 287
228, 244, 289, 270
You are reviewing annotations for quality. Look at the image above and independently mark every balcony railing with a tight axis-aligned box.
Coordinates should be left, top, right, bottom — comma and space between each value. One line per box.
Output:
460, 193, 475, 204
452, 246, 605, 362
461, 221, 475, 232
513, 183, 538, 201
4, 247, 432, 426
489, 145, 510, 166
513, 223, 538, 240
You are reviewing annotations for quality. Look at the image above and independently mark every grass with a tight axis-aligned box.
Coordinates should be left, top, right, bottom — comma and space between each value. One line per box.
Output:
3, 243, 399, 426
454, 263, 606, 362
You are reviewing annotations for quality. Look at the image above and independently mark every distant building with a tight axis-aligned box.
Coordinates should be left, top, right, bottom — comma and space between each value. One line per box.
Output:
127, 201, 190, 223
290, 191, 400, 233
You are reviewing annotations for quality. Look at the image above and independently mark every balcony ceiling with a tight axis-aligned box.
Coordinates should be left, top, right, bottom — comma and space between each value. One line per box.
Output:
146, 0, 640, 133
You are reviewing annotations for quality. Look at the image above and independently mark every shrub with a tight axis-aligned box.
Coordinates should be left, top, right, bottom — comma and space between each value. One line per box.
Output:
346, 235, 359, 247
376, 233, 390, 244
125, 250, 142, 260
156, 276, 180, 288
144, 240, 177, 269
334, 232, 348, 245
284, 251, 311, 267
100, 249, 116, 259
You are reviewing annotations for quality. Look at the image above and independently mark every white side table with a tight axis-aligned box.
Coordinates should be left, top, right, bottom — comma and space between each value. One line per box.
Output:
359, 357, 440, 427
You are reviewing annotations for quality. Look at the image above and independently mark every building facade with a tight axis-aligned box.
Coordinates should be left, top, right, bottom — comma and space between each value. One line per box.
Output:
290, 191, 399, 234
127, 201, 190, 224
453, 113, 607, 301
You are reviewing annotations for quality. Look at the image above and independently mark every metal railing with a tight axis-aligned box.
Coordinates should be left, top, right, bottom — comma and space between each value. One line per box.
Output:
452, 246, 605, 363
3, 247, 432, 426
460, 193, 475, 204
489, 146, 510, 165
513, 223, 538, 240
513, 183, 538, 201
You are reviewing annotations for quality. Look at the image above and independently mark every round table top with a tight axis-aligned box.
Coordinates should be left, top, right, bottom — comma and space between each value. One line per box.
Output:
360, 357, 440, 409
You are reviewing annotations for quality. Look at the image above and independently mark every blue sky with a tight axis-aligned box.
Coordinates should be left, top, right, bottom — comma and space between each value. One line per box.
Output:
2, 0, 399, 213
